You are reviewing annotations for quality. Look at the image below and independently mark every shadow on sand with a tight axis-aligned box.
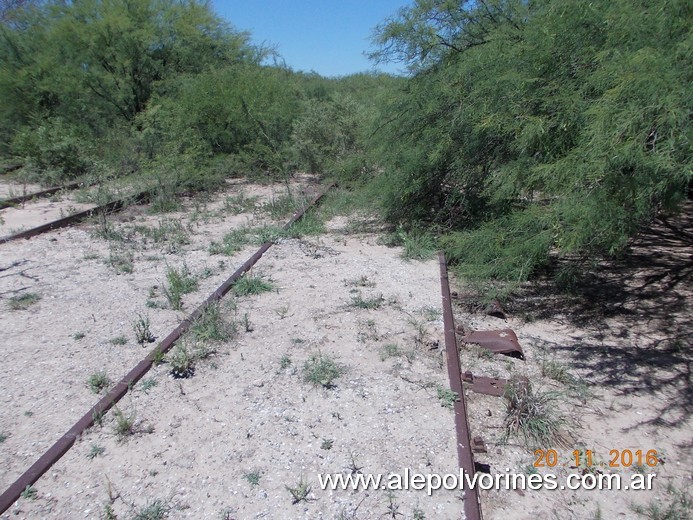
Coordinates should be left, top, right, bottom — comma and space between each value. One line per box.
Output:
512, 203, 692, 431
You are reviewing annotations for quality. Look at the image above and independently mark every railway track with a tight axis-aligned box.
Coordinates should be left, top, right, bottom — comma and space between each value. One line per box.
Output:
0, 181, 84, 210
0, 186, 330, 515
0, 184, 523, 518
0, 189, 150, 244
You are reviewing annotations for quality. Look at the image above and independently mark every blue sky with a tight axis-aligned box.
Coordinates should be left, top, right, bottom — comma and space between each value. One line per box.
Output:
211, 1, 412, 77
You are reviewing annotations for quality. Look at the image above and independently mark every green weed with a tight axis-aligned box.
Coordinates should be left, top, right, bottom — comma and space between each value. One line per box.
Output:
437, 387, 458, 409
286, 476, 312, 504
209, 227, 252, 256
20, 485, 37, 500
631, 483, 691, 519
7, 292, 41, 310
109, 335, 128, 346
243, 471, 261, 487
163, 263, 198, 310
223, 192, 258, 214
113, 406, 137, 439
87, 370, 111, 394
380, 343, 402, 361
350, 292, 384, 309
503, 377, 564, 449
140, 378, 158, 393
302, 353, 346, 388
167, 342, 195, 379
264, 193, 299, 219
190, 302, 235, 343
279, 355, 292, 369
106, 246, 134, 274
233, 273, 274, 296
133, 499, 169, 520
133, 314, 156, 344
87, 444, 105, 460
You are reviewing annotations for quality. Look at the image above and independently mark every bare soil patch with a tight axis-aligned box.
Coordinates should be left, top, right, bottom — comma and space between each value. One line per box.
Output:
0, 179, 461, 519
452, 204, 692, 519
1, 183, 689, 520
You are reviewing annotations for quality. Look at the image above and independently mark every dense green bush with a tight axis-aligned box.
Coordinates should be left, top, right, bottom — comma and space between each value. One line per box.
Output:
371, 0, 692, 289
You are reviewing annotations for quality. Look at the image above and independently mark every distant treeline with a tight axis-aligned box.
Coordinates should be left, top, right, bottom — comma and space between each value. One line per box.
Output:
1, 0, 690, 294
0, 0, 397, 189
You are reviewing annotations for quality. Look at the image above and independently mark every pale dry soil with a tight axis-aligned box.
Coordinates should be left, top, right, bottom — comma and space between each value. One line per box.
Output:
1, 179, 460, 519
0, 177, 143, 238
1, 178, 689, 520
0, 182, 44, 199
452, 205, 692, 520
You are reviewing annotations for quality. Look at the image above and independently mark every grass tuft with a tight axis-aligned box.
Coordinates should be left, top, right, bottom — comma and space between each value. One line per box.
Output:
163, 263, 198, 310
133, 499, 169, 520
7, 292, 41, 310
350, 292, 384, 309
113, 406, 137, 439
167, 342, 195, 379
133, 314, 156, 345
302, 353, 347, 388
286, 476, 312, 505
87, 370, 111, 394
190, 302, 235, 343
631, 483, 692, 520
503, 377, 564, 449
233, 273, 274, 296
209, 227, 252, 256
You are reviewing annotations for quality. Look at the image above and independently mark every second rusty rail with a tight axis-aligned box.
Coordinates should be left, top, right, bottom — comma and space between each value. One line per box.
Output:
439, 252, 483, 520
0, 185, 332, 515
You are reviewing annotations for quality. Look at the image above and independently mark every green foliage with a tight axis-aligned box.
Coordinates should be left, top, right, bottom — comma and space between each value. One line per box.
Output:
163, 264, 198, 310
302, 353, 347, 388
190, 302, 235, 343
7, 292, 41, 310
209, 227, 252, 256
437, 387, 458, 409
233, 273, 274, 296
503, 377, 564, 449
132, 313, 155, 345
167, 342, 195, 378
291, 94, 363, 176
440, 206, 554, 292
133, 499, 169, 520
87, 370, 111, 394
371, 0, 692, 287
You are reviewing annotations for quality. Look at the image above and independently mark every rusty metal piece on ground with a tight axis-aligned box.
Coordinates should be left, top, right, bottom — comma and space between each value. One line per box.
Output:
439, 253, 483, 520
0, 181, 83, 209
462, 372, 508, 397
486, 299, 508, 319
0, 191, 150, 244
472, 436, 487, 453
460, 329, 525, 360
0, 186, 332, 515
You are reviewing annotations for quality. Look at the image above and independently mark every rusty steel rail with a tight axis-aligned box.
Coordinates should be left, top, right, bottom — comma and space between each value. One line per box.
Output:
0, 181, 84, 209
0, 191, 150, 244
0, 186, 332, 515
439, 252, 483, 520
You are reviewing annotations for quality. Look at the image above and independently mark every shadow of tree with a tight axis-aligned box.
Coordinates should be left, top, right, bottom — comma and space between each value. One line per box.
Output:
512, 202, 692, 429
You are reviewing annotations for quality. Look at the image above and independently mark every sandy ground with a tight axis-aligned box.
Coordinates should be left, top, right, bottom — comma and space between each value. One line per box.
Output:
0, 179, 460, 519
0, 183, 45, 199
0, 180, 690, 520
450, 205, 692, 519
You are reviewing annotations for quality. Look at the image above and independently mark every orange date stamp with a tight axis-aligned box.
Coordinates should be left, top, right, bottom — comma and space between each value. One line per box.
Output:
533, 449, 661, 468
